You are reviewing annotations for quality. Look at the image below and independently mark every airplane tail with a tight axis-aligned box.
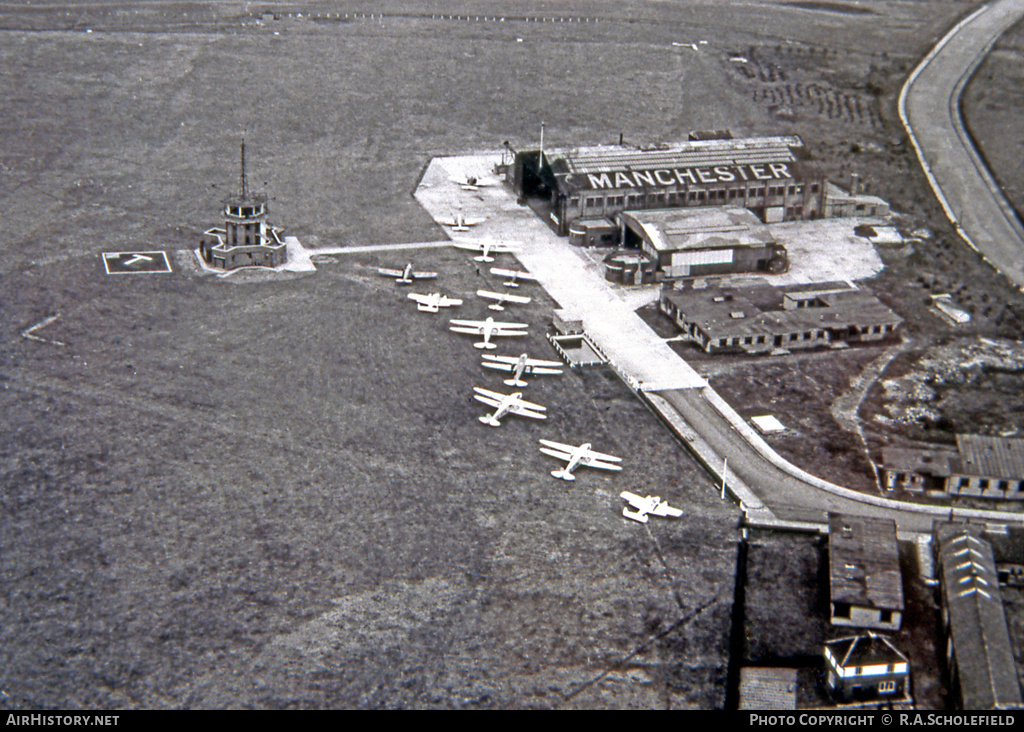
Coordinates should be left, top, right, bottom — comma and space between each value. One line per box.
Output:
551, 469, 576, 481
474, 342, 497, 350
504, 378, 528, 387
479, 415, 502, 428
622, 507, 649, 524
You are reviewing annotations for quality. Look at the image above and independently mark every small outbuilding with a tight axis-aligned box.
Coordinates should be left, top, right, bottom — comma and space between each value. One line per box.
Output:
823, 633, 910, 704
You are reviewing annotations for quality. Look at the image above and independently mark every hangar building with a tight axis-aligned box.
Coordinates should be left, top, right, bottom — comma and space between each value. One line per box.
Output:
508, 134, 827, 236
619, 205, 789, 279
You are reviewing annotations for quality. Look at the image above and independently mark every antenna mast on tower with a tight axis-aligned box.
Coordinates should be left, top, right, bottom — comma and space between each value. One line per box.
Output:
239, 138, 249, 199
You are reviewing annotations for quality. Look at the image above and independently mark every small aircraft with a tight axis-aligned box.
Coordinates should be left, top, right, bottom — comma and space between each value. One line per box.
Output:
451, 174, 499, 191
407, 292, 463, 313
476, 289, 532, 312
451, 239, 515, 263
437, 212, 487, 232
538, 439, 623, 481
482, 353, 563, 387
619, 491, 683, 524
489, 267, 537, 288
473, 386, 547, 427
377, 263, 438, 285
449, 316, 528, 350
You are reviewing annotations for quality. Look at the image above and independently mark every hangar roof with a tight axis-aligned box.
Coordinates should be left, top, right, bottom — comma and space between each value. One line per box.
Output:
549, 135, 804, 175
954, 435, 1024, 480
621, 206, 773, 253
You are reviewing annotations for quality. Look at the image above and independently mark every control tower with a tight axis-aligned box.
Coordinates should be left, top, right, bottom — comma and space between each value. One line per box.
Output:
199, 141, 287, 270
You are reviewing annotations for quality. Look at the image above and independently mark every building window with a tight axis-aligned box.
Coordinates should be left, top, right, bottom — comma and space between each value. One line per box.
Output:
879, 681, 896, 694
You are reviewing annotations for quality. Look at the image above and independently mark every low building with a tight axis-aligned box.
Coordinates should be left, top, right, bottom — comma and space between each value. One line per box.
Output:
619, 205, 789, 280
823, 633, 910, 704
828, 513, 904, 631
935, 524, 1024, 710
659, 282, 902, 355
199, 141, 287, 271
880, 435, 1024, 501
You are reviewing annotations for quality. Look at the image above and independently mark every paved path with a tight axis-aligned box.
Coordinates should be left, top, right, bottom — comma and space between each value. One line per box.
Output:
900, 0, 1024, 289
412, 156, 1024, 534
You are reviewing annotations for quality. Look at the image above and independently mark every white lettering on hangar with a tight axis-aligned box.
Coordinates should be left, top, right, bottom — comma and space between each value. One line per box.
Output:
585, 163, 792, 191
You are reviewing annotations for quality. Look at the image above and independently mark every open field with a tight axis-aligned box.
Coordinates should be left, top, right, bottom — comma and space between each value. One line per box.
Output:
2, 0, 1021, 709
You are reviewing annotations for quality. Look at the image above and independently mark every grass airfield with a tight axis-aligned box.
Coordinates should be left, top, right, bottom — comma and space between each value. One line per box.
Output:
0, 0, 988, 710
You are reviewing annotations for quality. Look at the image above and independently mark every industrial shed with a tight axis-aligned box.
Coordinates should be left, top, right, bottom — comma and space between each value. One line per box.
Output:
935, 524, 1024, 710
659, 282, 902, 355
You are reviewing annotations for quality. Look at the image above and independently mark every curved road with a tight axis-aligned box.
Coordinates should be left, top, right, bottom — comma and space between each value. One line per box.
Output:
900, 0, 1024, 289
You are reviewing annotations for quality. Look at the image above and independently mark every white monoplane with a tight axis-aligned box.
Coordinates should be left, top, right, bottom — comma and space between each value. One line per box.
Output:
489, 267, 538, 288
538, 439, 623, 481
619, 491, 683, 523
476, 289, 532, 312
407, 292, 463, 313
377, 263, 438, 285
437, 212, 486, 232
451, 174, 499, 191
451, 239, 514, 263
449, 316, 528, 350
482, 353, 563, 387
473, 387, 547, 427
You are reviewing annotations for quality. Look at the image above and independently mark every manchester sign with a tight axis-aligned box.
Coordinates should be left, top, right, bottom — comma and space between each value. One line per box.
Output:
576, 162, 794, 191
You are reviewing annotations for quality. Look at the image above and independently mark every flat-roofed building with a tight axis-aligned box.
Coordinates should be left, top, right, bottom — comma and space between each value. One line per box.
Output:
824, 633, 910, 704
619, 205, 789, 279
659, 282, 902, 355
828, 513, 904, 631
935, 524, 1024, 710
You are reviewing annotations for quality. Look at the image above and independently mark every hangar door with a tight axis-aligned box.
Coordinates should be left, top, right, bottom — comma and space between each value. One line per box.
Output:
666, 248, 734, 278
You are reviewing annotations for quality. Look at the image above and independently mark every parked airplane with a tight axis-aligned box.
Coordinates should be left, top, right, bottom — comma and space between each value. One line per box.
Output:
437, 212, 486, 232
538, 439, 622, 481
476, 289, 532, 312
482, 353, 563, 387
473, 386, 547, 427
451, 239, 514, 263
451, 174, 498, 191
489, 267, 537, 288
407, 292, 463, 313
619, 491, 683, 523
449, 316, 528, 349
377, 263, 438, 284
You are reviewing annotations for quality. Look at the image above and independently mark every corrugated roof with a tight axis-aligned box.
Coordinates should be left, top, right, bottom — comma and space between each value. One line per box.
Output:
936, 524, 1024, 709
549, 135, 803, 175
955, 435, 1024, 480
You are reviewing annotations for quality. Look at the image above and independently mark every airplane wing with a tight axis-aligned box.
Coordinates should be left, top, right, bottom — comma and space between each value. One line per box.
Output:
450, 325, 484, 335
378, 268, 405, 277
411, 270, 438, 279
650, 502, 683, 518
472, 386, 506, 401
477, 290, 531, 304
440, 216, 486, 228
538, 438, 579, 456
451, 240, 507, 253
480, 354, 521, 366
490, 329, 529, 337
523, 357, 564, 368
490, 267, 537, 280
539, 446, 574, 461
620, 491, 647, 509
473, 392, 503, 409
438, 296, 463, 306
580, 446, 623, 464
508, 401, 547, 420
583, 458, 623, 472
509, 395, 546, 413
407, 293, 433, 304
